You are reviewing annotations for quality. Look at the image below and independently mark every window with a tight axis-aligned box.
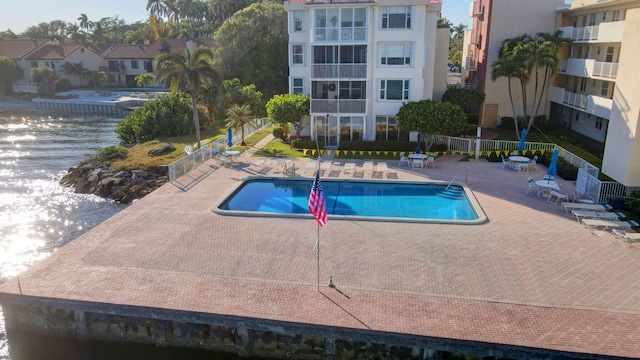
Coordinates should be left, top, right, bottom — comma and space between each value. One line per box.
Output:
131, 60, 139, 69
601, 81, 609, 97
595, 117, 604, 130
108, 74, 117, 83
30, 61, 38, 68
339, 81, 365, 99
375, 116, 400, 140
612, 10, 620, 21
579, 78, 587, 92
380, 43, 412, 66
143, 60, 153, 73
292, 78, 304, 94
605, 47, 614, 62
291, 10, 303, 32
588, 13, 596, 26
119, 61, 125, 70
381, 6, 412, 29
380, 80, 409, 100
291, 44, 304, 65
340, 116, 364, 141
602, 12, 607, 21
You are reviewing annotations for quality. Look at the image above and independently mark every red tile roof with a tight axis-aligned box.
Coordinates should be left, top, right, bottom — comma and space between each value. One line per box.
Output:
25, 44, 81, 60
0, 39, 49, 60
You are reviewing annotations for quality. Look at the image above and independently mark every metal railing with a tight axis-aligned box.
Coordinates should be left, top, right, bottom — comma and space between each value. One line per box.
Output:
167, 118, 270, 182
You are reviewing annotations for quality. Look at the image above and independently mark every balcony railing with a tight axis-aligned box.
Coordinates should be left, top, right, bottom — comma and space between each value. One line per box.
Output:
550, 86, 613, 119
560, 58, 618, 79
314, 27, 366, 42
559, 21, 625, 43
312, 64, 367, 78
311, 99, 366, 114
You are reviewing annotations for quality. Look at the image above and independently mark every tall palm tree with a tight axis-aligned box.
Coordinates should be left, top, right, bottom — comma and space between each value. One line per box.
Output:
225, 104, 253, 146
155, 46, 222, 149
135, 73, 155, 93
77, 13, 94, 33
491, 57, 523, 136
146, 0, 168, 19
452, 23, 467, 39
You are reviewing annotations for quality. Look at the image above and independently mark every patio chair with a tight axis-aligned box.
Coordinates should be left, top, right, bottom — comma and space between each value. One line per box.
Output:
526, 176, 540, 196
412, 158, 423, 168
398, 153, 410, 166
581, 219, 638, 231
425, 153, 436, 167
543, 174, 554, 181
250, 158, 265, 171
500, 155, 512, 170
572, 210, 625, 222
529, 155, 538, 171
547, 190, 569, 205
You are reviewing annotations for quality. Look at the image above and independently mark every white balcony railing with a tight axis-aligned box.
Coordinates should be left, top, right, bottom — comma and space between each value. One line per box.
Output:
549, 86, 613, 119
560, 58, 618, 79
558, 21, 625, 43
311, 99, 366, 114
312, 64, 367, 79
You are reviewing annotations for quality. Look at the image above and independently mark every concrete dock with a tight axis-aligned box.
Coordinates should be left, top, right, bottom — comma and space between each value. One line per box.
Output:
1, 149, 640, 359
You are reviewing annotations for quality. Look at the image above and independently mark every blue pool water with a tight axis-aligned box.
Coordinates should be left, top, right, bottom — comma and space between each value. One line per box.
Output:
217, 177, 485, 223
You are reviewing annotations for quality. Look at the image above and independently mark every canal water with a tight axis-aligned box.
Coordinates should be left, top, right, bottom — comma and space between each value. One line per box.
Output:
0, 110, 263, 360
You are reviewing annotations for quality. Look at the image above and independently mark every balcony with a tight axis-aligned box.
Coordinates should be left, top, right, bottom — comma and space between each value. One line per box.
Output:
550, 86, 613, 119
312, 64, 367, 79
469, 1, 483, 17
314, 27, 367, 42
560, 58, 618, 79
465, 57, 477, 71
558, 21, 625, 43
311, 99, 366, 114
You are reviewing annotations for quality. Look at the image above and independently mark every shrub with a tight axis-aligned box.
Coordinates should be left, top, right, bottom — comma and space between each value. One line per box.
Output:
92, 145, 128, 165
55, 78, 72, 92
116, 93, 203, 144
272, 127, 284, 139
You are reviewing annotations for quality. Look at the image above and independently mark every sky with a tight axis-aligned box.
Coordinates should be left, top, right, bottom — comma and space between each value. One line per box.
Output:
0, 0, 570, 34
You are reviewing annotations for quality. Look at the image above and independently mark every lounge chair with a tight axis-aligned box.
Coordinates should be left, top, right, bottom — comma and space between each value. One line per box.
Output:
612, 229, 640, 243
561, 202, 612, 214
581, 219, 638, 231
547, 190, 568, 205
343, 162, 356, 174
571, 210, 625, 222
375, 162, 389, 176
362, 161, 374, 174
250, 158, 265, 170
305, 160, 319, 173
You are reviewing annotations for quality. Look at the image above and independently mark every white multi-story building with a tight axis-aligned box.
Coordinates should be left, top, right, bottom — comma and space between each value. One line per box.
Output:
284, 0, 448, 147
552, 0, 640, 187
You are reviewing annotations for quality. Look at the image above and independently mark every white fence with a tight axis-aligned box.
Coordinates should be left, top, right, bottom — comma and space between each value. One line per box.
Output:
167, 118, 270, 182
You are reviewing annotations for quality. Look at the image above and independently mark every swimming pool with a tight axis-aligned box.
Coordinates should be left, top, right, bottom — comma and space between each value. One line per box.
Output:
214, 177, 488, 224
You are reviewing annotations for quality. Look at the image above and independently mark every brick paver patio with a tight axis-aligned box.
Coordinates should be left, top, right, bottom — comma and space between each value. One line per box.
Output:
3, 144, 640, 358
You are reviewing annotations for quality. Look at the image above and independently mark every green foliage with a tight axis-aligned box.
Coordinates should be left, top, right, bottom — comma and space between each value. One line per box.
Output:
55, 78, 72, 92
628, 190, 640, 216
222, 78, 264, 115
0, 57, 20, 96
92, 145, 128, 165
266, 93, 309, 138
291, 138, 323, 150
214, 2, 288, 99
396, 100, 468, 136
115, 93, 200, 144
442, 87, 486, 115
225, 104, 254, 145
31, 66, 55, 93
272, 127, 284, 139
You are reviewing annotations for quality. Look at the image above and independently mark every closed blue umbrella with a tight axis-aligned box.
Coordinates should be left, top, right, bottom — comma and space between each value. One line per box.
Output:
547, 149, 559, 177
517, 128, 527, 152
415, 133, 422, 154
227, 127, 233, 148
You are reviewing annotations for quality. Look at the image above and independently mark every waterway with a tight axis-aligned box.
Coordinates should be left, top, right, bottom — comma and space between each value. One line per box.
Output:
0, 110, 125, 359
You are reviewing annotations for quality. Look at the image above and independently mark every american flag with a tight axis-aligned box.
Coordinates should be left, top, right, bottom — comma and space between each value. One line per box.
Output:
308, 170, 327, 226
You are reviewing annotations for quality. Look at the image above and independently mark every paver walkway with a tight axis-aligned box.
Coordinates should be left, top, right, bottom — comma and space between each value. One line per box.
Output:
3, 147, 640, 358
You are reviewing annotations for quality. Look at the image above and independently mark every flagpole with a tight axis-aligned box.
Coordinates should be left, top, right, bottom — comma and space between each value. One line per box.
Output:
315, 118, 324, 292
317, 222, 320, 291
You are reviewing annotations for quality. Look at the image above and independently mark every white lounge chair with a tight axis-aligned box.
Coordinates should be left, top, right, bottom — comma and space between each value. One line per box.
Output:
571, 210, 625, 222
250, 158, 265, 170
362, 161, 374, 174
612, 229, 640, 243
581, 219, 638, 231
547, 190, 568, 205
305, 160, 319, 173
343, 162, 356, 174
561, 202, 612, 214
375, 162, 389, 176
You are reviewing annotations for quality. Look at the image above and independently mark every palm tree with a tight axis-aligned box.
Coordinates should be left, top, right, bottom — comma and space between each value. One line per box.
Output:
491, 57, 523, 136
146, 0, 168, 19
90, 71, 106, 90
135, 73, 155, 93
452, 23, 467, 39
77, 13, 94, 33
155, 46, 222, 149
225, 104, 253, 146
